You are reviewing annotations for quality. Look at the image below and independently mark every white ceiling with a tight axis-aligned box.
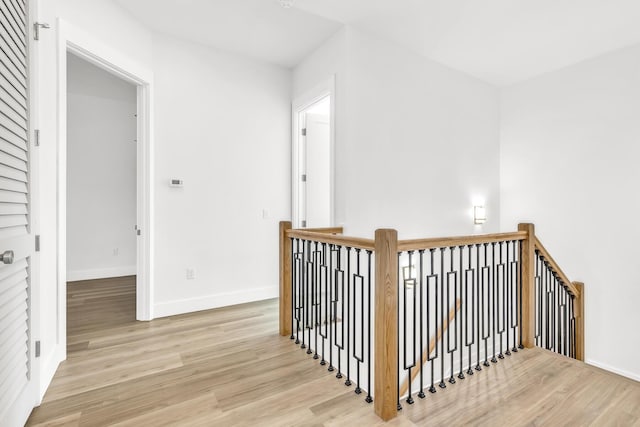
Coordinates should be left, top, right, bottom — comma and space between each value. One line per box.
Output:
117, 0, 640, 86
114, 0, 341, 68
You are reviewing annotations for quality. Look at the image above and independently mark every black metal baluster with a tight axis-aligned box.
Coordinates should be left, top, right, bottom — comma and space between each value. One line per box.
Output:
559, 285, 564, 356
565, 287, 569, 356
313, 242, 319, 359
564, 287, 568, 356
328, 244, 334, 371
307, 241, 314, 355
546, 262, 552, 350
294, 239, 301, 345
511, 240, 522, 353
301, 240, 307, 350
483, 243, 491, 367
505, 241, 512, 356
397, 253, 402, 410
562, 285, 568, 356
498, 242, 506, 360
336, 245, 344, 379
418, 250, 426, 397
320, 243, 328, 365
491, 242, 498, 364
439, 247, 447, 388
405, 251, 417, 403
544, 255, 548, 349
366, 250, 373, 403
345, 247, 352, 386
518, 240, 524, 349
535, 251, 541, 347
466, 245, 476, 376
476, 244, 482, 371
428, 248, 439, 393
289, 237, 296, 340
458, 245, 466, 379
448, 247, 458, 383
353, 249, 364, 393
570, 295, 576, 359
551, 269, 556, 352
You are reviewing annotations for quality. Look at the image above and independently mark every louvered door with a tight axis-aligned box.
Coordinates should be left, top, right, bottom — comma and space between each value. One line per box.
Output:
0, 0, 36, 425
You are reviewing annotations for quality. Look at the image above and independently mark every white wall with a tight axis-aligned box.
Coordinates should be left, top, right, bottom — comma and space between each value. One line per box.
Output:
151, 34, 291, 317
500, 44, 640, 381
294, 28, 501, 240
36, 0, 154, 399
66, 52, 137, 282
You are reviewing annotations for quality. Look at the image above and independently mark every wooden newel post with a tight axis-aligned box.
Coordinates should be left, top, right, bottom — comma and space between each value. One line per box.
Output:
518, 223, 536, 348
279, 221, 292, 337
573, 281, 585, 361
374, 229, 398, 421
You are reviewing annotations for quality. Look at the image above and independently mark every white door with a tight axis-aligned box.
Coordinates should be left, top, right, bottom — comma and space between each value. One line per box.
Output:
0, 0, 38, 425
301, 112, 331, 228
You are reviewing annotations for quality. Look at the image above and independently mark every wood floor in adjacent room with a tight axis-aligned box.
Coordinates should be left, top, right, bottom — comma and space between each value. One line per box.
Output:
27, 277, 640, 426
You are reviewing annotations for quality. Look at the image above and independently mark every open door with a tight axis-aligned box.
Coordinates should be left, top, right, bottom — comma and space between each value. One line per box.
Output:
292, 86, 333, 229
0, 0, 38, 424
301, 110, 331, 227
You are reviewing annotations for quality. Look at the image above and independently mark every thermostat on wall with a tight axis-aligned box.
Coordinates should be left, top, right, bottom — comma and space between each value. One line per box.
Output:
169, 179, 184, 188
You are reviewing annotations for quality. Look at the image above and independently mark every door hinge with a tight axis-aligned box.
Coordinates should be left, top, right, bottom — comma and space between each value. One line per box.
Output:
301, 174, 307, 182
301, 128, 307, 136
135, 225, 141, 236
34, 129, 40, 147
34, 22, 50, 41
301, 220, 307, 227
35, 341, 41, 358
35, 235, 41, 252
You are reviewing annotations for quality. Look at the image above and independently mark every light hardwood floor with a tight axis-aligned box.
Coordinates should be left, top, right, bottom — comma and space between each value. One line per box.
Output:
27, 277, 640, 426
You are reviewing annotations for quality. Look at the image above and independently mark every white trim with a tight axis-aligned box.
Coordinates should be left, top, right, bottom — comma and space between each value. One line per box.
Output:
67, 266, 137, 282
56, 17, 155, 334
39, 348, 63, 404
154, 287, 278, 319
27, 0, 42, 409
291, 75, 336, 228
586, 359, 640, 382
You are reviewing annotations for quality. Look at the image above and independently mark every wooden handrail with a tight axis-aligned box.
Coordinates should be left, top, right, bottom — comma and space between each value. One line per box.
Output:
399, 298, 461, 398
397, 231, 527, 252
286, 229, 527, 252
301, 226, 344, 234
534, 237, 579, 296
286, 229, 375, 250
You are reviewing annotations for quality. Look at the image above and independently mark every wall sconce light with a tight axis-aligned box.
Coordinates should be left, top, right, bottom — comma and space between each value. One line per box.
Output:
402, 265, 416, 289
474, 206, 487, 225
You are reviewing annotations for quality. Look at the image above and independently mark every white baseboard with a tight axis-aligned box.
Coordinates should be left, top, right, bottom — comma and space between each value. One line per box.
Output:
38, 344, 65, 404
153, 286, 278, 319
586, 359, 640, 382
66, 266, 136, 282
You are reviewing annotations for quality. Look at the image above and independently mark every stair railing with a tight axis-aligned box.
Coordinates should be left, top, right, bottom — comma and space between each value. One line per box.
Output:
279, 221, 584, 421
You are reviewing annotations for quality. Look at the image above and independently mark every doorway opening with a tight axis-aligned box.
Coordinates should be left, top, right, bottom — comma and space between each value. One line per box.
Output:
292, 77, 335, 229
65, 52, 138, 328
55, 23, 154, 372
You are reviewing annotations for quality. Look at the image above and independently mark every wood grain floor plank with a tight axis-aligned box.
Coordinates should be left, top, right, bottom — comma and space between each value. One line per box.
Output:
26, 276, 640, 426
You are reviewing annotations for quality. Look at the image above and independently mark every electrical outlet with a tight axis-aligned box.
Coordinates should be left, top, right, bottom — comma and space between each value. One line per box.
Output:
113, 248, 119, 256
186, 268, 195, 280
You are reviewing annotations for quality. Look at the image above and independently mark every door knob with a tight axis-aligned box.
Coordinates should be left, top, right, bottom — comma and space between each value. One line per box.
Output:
1, 250, 14, 265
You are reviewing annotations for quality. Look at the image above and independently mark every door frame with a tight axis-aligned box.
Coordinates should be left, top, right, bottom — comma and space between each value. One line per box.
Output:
56, 18, 155, 347
291, 76, 335, 228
